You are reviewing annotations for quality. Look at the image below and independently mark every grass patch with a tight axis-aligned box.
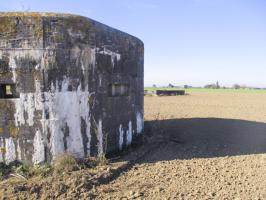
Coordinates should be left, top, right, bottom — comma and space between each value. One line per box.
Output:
0, 161, 53, 180
53, 153, 109, 174
0, 154, 109, 180
145, 87, 266, 94
0, 163, 11, 179
53, 153, 79, 174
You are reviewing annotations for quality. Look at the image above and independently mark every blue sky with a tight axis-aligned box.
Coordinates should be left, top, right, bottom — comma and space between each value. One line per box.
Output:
1, 0, 266, 87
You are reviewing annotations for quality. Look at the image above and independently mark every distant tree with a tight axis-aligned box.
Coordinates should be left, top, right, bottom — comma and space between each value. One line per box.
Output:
204, 83, 216, 89
240, 84, 247, 89
204, 84, 210, 88
152, 84, 157, 88
216, 81, 220, 89
204, 82, 221, 89
233, 84, 241, 89
168, 83, 174, 88
184, 85, 192, 89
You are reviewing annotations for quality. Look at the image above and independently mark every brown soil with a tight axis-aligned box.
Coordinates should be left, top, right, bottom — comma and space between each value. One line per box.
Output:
1, 92, 266, 200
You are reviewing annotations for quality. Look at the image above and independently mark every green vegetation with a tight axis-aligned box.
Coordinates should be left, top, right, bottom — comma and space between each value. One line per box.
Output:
0, 154, 109, 180
53, 153, 108, 174
53, 153, 79, 174
15, 163, 52, 178
145, 87, 266, 93
0, 161, 53, 180
95, 154, 108, 166
0, 163, 11, 179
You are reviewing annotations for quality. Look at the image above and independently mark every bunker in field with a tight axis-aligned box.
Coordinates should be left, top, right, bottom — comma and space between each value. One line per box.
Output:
156, 90, 185, 96
0, 12, 144, 164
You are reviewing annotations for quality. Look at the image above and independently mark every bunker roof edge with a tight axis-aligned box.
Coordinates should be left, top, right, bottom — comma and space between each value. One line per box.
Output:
0, 12, 144, 46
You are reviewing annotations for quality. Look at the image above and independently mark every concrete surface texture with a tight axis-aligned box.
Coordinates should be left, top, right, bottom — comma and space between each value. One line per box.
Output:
0, 12, 144, 164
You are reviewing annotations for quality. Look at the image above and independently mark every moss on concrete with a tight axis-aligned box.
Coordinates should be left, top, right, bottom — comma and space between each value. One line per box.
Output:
9, 127, 18, 138
0, 12, 92, 42
0, 12, 79, 18
0, 17, 17, 35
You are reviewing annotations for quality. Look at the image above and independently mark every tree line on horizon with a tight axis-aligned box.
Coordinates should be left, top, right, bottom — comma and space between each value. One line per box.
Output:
151, 82, 265, 90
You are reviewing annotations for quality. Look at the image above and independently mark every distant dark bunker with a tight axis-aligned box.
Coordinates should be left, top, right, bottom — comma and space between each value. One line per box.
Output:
156, 90, 185, 96
0, 13, 144, 164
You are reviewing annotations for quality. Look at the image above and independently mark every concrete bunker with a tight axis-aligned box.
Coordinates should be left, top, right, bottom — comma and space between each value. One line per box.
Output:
0, 12, 144, 164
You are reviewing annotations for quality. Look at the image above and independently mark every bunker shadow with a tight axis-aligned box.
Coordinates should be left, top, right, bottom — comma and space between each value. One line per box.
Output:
142, 118, 266, 163
99, 117, 266, 185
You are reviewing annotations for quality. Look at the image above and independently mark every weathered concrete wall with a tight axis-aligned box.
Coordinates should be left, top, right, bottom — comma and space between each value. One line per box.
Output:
0, 12, 144, 164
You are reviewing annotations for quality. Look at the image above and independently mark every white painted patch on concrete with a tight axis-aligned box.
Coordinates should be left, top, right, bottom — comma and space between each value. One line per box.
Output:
13, 97, 26, 126
41, 79, 91, 159
97, 120, 103, 155
136, 111, 144, 134
126, 121, 133, 146
5, 138, 16, 164
16, 139, 22, 161
119, 124, 124, 150
32, 130, 45, 164
9, 56, 17, 82
14, 93, 37, 126
89, 48, 96, 72
98, 47, 121, 67
12, 76, 92, 162
24, 93, 35, 126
